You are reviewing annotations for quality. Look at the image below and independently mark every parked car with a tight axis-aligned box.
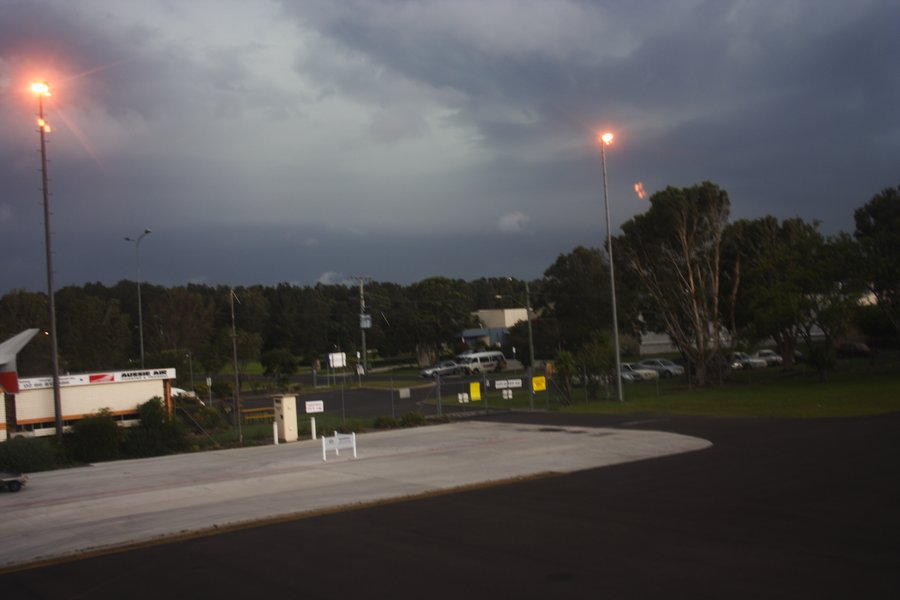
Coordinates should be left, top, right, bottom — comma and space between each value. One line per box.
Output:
730, 352, 768, 370
637, 358, 685, 378
621, 362, 659, 381
420, 360, 462, 378
1, 472, 28, 493
753, 349, 783, 366
836, 342, 871, 358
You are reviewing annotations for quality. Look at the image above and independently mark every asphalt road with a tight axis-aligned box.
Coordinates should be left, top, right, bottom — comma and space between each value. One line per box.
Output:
3, 411, 899, 599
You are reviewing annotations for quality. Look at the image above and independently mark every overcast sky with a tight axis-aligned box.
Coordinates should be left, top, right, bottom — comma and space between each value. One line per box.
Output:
2, 0, 898, 294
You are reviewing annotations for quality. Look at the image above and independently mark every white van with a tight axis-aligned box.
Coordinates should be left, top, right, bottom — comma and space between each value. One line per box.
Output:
456, 351, 507, 374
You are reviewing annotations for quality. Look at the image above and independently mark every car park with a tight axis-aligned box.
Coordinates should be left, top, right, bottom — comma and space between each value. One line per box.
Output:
754, 349, 783, 366
637, 358, 685, 378
420, 360, 462, 378
730, 352, 767, 369
622, 362, 659, 381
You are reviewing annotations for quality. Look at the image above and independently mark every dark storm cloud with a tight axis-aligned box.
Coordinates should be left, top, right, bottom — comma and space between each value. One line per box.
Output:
1, 0, 897, 294
286, 1, 899, 226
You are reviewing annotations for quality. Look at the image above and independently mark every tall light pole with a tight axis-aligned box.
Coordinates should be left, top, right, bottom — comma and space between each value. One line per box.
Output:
230, 288, 243, 444
525, 280, 536, 411
124, 229, 151, 368
600, 132, 624, 402
32, 81, 63, 437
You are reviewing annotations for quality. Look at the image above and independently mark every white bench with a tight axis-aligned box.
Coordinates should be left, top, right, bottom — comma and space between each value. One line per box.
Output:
322, 432, 357, 461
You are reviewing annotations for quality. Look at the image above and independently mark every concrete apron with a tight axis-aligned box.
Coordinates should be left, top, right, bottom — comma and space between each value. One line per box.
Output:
0, 421, 710, 569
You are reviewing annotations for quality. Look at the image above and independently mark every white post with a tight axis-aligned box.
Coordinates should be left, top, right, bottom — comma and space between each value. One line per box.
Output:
352, 432, 357, 458
273, 421, 278, 445
322, 435, 326, 461
311, 417, 317, 440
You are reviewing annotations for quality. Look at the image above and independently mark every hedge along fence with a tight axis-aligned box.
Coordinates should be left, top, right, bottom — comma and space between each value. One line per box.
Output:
0, 436, 61, 473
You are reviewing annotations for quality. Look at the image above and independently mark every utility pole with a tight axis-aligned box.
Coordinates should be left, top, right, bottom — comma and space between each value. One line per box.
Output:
351, 275, 372, 374
525, 280, 535, 411
124, 229, 152, 368
230, 288, 242, 443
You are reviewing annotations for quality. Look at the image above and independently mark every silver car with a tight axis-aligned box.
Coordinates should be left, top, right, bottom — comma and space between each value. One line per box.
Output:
637, 358, 685, 378
730, 352, 767, 369
622, 362, 659, 381
754, 349, 783, 366
420, 360, 461, 378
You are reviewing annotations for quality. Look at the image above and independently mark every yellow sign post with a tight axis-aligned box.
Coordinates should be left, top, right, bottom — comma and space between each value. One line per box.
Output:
469, 381, 482, 401
532, 376, 546, 392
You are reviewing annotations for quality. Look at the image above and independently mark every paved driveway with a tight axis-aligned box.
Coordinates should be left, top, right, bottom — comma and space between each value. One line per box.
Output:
2, 412, 898, 599
0, 420, 707, 570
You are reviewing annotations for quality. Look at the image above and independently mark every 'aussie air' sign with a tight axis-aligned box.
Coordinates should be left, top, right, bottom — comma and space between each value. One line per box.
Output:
18, 368, 176, 391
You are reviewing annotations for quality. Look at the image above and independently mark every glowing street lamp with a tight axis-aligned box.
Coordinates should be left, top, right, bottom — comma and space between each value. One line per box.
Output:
124, 229, 152, 368
32, 81, 63, 436
598, 132, 623, 402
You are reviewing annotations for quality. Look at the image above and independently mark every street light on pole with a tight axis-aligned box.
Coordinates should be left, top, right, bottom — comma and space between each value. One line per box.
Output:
124, 229, 152, 368
599, 132, 624, 402
31, 81, 63, 437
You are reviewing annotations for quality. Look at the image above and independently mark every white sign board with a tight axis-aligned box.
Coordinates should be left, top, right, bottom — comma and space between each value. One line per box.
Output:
328, 352, 347, 368
19, 368, 176, 391
494, 378, 523, 390
322, 432, 357, 461
305, 400, 324, 414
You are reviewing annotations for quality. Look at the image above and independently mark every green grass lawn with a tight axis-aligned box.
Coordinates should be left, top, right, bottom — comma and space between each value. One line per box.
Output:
420, 360, 900, 419
221, 358, 899, 419
561, 364, 900, 418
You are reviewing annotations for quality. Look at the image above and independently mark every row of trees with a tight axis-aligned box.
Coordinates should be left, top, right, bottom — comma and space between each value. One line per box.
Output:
0, 275, 531, 383
611, 182, 899, 383
2, 184, 896, 387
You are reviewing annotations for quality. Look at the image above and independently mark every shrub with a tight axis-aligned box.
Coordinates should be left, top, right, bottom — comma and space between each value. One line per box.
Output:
180, 405, 227, 432
0, 436, 60, 472
69, 409, 121, 463
400, 411, 426, 427
138, 396, 168, 429
122, 398, 189, 458
334, 419, 363, 434
373, 416, 400, 429
211, 381, 233, 399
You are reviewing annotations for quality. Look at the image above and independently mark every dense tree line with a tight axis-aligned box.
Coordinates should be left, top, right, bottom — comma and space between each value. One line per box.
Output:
0, 276, 534, 383
1, 183, 896, 387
